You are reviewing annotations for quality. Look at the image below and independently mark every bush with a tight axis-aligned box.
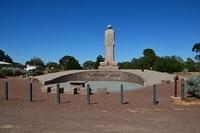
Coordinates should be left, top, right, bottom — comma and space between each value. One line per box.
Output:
153, 56, 184, 73
59, 55, 81, 70
0, 68, 13, 76
187, 76, 200, 98
12, 67, 26, 76
0, 71, 5, 78
47, 69, 60, 73
29, 67, 44, 76
0, 67, 26, 77
46, 61, 60, 73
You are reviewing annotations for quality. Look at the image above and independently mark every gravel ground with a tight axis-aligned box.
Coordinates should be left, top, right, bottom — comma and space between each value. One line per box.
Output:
0, 77, 200, 133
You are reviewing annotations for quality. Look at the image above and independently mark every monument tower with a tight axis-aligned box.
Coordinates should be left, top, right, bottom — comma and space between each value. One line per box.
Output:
99, 25, 119, 70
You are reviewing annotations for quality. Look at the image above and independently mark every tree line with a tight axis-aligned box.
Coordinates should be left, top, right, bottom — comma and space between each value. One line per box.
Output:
118, 48, 199, 73
0, 42, 200, 76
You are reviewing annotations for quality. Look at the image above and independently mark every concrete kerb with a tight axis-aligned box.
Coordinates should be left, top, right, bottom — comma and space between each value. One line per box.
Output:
37, 70, 146, 93
36, 69, 175, 93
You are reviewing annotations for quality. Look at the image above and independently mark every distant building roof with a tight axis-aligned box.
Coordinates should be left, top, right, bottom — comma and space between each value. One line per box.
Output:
25, 65, 37, 71
0, 61, 11, 65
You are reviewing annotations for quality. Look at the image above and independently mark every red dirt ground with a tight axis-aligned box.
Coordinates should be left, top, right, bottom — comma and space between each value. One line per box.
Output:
0, 77, 200, 133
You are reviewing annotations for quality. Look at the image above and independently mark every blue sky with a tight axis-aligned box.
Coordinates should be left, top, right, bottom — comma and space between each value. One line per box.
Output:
0, 0, 200, 64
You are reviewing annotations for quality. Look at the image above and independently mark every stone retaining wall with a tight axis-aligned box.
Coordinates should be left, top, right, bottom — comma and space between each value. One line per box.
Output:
44, 71, 145, 85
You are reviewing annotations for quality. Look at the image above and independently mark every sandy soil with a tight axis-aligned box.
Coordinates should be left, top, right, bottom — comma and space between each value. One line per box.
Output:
0, 77, 200, 133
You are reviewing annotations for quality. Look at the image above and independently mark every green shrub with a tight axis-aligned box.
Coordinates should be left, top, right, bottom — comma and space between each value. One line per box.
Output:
0, 68, 13, 76
12, 68, 26, 76
187, 76, 200, 98
0, 67, 26, 77
0, 71, 5, 78
29, 67, 44, 76
153, 56, 184, 73
47, 69, 60, 73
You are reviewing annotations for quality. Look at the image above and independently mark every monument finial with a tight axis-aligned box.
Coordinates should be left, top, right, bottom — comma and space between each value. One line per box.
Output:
107, 25, 112, 29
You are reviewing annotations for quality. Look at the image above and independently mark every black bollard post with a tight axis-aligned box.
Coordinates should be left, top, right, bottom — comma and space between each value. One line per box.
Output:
87, 84, 90, 104
174, 74, 179, 97
56, 84, 60, 103
153, 84, 158, 105
28, 82, 33, 102
120, 84, 124, 104
181, 78, 185, 100
3, 81, 8, 100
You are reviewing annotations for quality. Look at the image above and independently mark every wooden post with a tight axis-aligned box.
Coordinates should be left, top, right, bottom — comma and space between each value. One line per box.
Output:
87, 84, 90, 104
174, 75, 179, 97
181, 78, 185, 100
56, 84, 60, 103
153, 84, 158, 105
4, 81, 8, 100
120, 84, 124, 104
28, 82, 33, 101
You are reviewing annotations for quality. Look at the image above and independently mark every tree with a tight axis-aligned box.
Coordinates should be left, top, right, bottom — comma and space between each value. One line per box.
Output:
82, 60, 95, 70
94, 55, 104, 69
192, 42, 200, 62
118, 58, 141, 69
59, 55, 81, 70
153, 56, 184, 73
143, 48, 156, 57
4, 55, 13, 63
13, 62, 25, 69
130, 58, 140, 69
143, 48, 157, 68
185, 58, 197, 72
46, 61, 60, 72
0, 49, 13, 63
26, 57, 45, 68
46, 61, 59, 69
138, 57, 150, 69
118, 61, 132, 69
0, 49, 5, 61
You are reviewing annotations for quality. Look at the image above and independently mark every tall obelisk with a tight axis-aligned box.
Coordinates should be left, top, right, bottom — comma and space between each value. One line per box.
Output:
99, 25, 119, 70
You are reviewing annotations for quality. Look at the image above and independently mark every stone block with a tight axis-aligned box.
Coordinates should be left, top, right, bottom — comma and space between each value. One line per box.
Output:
171, 96, 181, 103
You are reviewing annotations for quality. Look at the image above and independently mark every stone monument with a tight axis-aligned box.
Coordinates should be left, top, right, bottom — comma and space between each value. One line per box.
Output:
99, 25, 119, 70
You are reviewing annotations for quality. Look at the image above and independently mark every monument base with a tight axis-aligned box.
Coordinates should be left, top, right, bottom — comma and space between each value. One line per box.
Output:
98, 65, 119, 71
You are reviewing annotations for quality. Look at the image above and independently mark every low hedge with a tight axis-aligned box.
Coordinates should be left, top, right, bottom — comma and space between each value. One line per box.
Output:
187, 76, 200, 98
0, 67, 26, 77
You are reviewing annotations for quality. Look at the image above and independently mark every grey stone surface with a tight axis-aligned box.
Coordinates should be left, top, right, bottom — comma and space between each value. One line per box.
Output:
43, 71, 144, 86
99, 25, 119, 70
95, 88, 108, 94
36, 69, 175, 87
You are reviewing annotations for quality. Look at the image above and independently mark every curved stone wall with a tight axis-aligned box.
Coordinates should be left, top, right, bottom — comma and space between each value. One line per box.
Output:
44, 71, 145, 86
